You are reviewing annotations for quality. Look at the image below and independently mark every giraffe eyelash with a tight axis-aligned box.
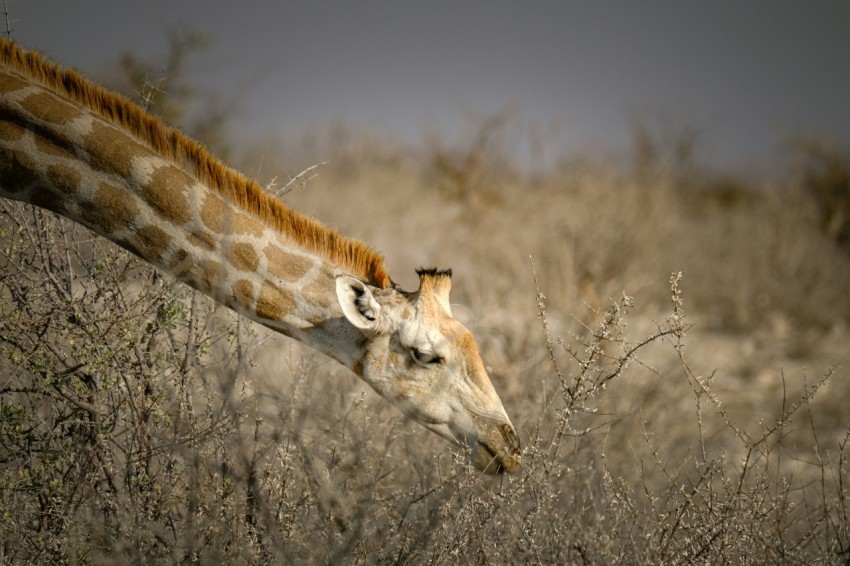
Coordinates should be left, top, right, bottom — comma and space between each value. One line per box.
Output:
409, 347, 442, 366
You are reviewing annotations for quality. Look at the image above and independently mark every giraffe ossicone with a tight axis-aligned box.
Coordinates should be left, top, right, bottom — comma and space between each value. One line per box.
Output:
0, 39, 520, 473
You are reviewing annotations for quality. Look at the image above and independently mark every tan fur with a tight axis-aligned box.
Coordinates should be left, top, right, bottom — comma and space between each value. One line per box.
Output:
0, 39, 392, 289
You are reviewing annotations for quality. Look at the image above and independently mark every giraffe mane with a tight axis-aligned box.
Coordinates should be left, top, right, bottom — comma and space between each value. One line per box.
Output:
0, 39, 392, 289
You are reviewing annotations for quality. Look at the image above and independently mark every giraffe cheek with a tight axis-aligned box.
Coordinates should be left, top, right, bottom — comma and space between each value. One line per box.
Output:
357, 343, 396, 391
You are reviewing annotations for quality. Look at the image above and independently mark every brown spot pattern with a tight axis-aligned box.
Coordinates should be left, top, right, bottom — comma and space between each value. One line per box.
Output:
0, 119, 25, 141
34, 135, 75, 159
196, 259, 222, 296
200, 193, 264, 237
199, 193, 224, 232
141, 163, 191, 225
122, 224, 171, 261
94, 183, 138, 232
264, 244, 314, 283
301, 271, 335, 310
76, 199, 111, 234
231, 279, 254, 311
0, 145, 38, 194
187, 230, 217, 251
228, 211, 265, 237
19, 91, 81, 125
0, 70, 30, 93
257, 283, 296, 321
45, 164, 82, 194
1, 42, 392, 288
84, 120, 151, 179
227, 242, 260, 272
168, 248, 190, 272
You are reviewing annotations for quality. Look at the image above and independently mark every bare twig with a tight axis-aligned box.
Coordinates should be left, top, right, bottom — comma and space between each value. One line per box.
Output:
3, 0, 12, 39
269, 161, 329, 198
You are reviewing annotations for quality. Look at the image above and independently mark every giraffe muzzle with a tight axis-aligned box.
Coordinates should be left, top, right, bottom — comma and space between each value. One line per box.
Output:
474, 421, 521, 474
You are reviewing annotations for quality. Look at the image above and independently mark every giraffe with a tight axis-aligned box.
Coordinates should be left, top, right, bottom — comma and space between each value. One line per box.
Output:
0, 39, 520, 473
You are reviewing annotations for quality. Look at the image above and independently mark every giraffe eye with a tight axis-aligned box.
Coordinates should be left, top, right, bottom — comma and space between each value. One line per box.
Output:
409, 347, 441, 367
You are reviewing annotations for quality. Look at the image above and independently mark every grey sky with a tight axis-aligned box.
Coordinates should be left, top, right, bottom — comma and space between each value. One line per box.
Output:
9, 1, 850, 175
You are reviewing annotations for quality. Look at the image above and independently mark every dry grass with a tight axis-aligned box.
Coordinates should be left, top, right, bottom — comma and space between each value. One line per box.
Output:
1, 121, 849, 563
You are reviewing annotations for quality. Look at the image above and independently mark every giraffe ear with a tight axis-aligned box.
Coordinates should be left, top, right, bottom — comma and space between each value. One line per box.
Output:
336, 276, 382, 332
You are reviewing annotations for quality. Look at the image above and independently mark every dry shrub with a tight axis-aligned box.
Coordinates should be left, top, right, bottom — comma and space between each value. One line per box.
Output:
2, 177, 849, 563
795, 137, 850, 250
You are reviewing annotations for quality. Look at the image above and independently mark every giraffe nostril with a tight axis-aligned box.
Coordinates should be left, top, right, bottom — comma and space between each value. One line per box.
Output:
501, 423, 520, 454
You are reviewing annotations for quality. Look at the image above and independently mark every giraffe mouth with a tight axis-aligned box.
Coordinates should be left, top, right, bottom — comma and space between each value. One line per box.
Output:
432, 417, 520, 474
417, 420, 518, 473
473, 425, 521, 474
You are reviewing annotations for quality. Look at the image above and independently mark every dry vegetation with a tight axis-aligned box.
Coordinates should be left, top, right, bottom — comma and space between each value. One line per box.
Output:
2, 35, 850, 564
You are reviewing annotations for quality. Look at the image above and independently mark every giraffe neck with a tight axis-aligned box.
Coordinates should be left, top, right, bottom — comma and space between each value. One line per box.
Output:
0, 40, 380, 369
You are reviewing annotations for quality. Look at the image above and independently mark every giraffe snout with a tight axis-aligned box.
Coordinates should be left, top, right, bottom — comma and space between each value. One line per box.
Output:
501, 422, 521, 455
473, 418, 521, 474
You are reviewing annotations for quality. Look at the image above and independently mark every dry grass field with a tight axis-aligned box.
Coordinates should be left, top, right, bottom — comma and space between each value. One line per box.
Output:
1, 37, 850, 564
2, 125, 849, 563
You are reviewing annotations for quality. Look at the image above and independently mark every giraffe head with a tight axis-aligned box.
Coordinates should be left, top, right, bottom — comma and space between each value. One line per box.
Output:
336, 268, 520, 474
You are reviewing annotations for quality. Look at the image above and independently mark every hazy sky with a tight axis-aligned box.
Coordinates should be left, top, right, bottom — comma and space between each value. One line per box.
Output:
8, 1, 850, 175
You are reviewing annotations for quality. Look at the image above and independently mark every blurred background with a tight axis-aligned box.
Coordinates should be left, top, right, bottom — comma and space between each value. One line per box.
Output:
12, 1, 850, 176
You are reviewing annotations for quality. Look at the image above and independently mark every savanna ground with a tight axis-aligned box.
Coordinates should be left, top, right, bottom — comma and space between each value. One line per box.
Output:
1, 33, 849, 564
